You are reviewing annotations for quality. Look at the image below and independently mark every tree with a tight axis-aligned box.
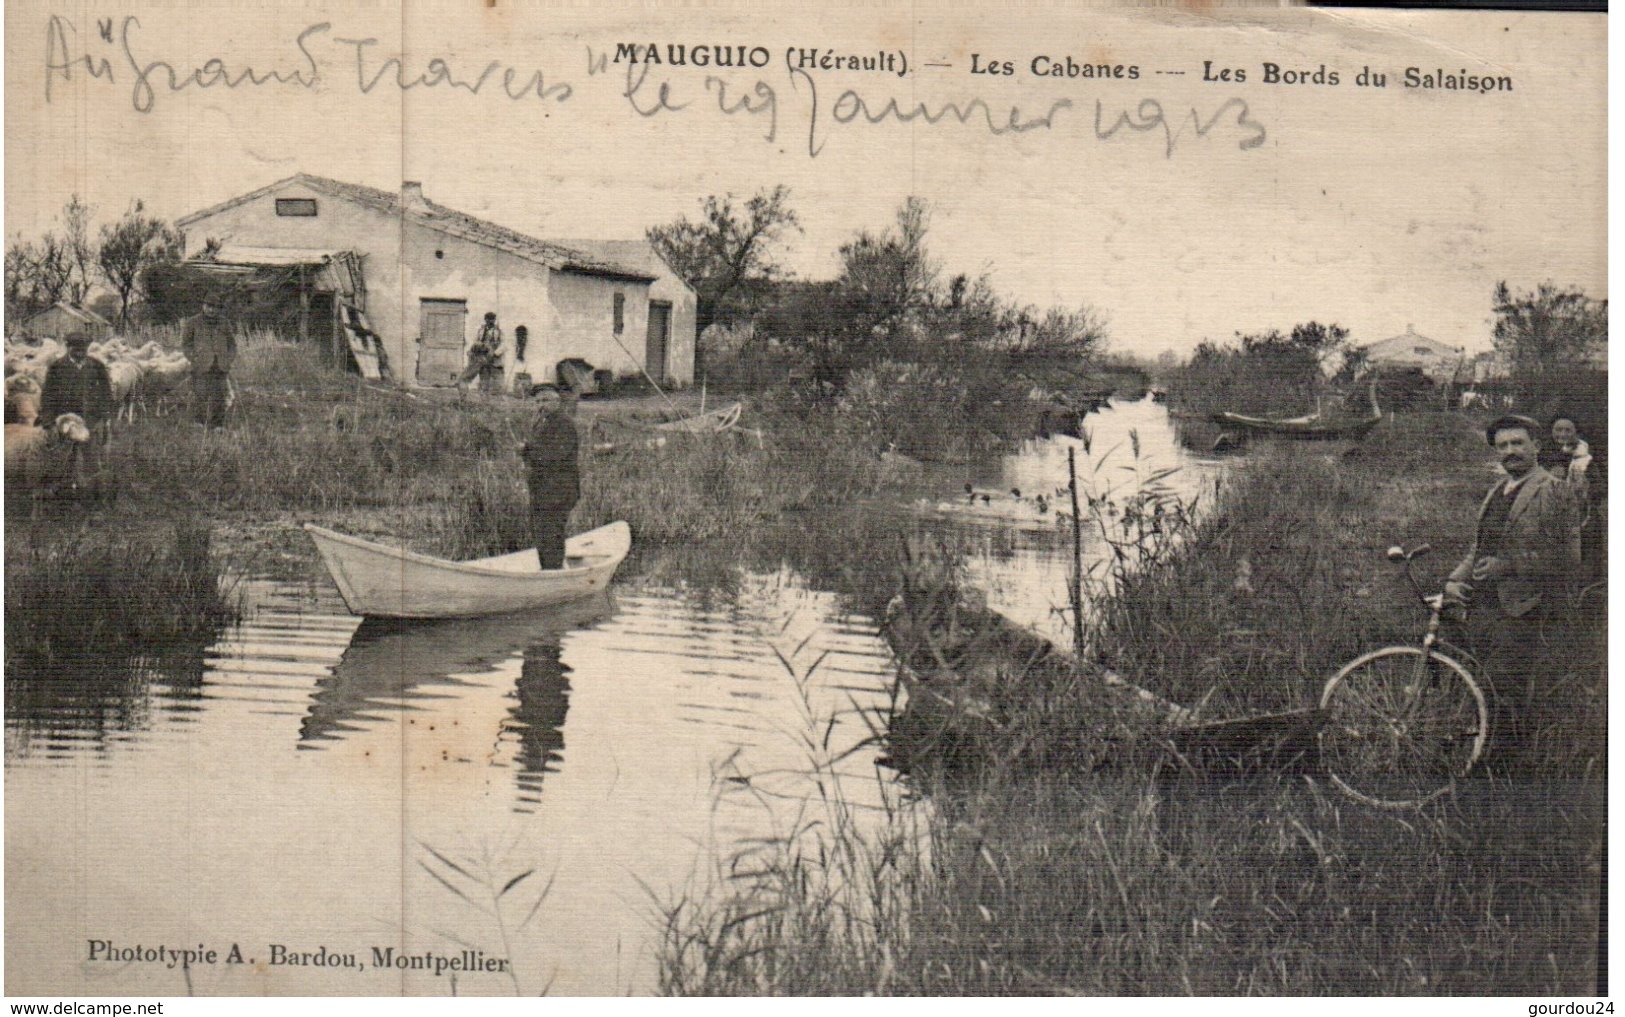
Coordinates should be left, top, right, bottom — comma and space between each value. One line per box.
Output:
834, 196, 939, 334
5, 234, 72, 322
647, 185, 801, 333
98, 200, 182, 328
61, 194, 97, 306
1491, 281, 1607, 378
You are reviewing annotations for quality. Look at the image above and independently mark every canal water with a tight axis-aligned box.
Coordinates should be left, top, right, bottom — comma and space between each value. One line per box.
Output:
5, 398, 1212, 996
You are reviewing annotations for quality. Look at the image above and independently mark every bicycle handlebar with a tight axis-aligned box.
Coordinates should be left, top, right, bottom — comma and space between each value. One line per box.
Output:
1388, 543, 1435, 605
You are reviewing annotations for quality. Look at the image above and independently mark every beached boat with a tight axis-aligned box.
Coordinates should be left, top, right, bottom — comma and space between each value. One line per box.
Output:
654, 401, 743, 434
1210, 382, 1382, 441
1208, 410, 1382, 440
304, 521, 631, 619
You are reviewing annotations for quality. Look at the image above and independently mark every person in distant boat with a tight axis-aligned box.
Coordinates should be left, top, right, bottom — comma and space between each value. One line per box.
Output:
180, 296, 237, 428
1443, 414, 1583, 754
521, 385, 580, 569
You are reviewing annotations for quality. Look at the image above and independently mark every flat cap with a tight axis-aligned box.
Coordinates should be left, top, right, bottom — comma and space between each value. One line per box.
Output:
1484, 414, 1541, 445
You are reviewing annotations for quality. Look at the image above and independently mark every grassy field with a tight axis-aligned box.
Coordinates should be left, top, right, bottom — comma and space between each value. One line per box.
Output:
13, 339, 929, 566
655, 411, 1607, 996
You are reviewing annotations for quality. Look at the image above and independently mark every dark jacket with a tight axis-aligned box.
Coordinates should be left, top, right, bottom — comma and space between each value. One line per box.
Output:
181, 311, 237, 373
522, 410, 580, 508
1448, 466, 1583, 617
40, 355, 114, 426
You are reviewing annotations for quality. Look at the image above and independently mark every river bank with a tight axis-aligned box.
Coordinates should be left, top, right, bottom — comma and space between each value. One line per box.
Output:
4, 339, 1088, 995
658, 411, 1606, 996
5, 343, 1603, 995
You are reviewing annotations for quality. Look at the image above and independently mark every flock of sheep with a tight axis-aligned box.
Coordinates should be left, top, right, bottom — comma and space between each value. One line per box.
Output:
4, 335, 193, 494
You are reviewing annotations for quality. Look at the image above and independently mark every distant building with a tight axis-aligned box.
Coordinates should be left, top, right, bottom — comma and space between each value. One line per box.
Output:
549, 239, 697, 387
177, 173, 689, 388
1361, 325, 1469, 385
17, 302, 115, 342
1471, 350, 1512, 385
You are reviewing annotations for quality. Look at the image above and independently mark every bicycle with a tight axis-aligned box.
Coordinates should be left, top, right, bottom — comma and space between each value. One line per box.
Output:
1317, 543, 1490, 808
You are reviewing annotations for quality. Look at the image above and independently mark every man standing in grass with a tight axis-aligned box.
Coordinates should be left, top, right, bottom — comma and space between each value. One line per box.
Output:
521, 386, 580, 569
39, 330, 114, 493
1444, 414, 1583, 751
181, 296, 237, 428
39, 331, 113, 430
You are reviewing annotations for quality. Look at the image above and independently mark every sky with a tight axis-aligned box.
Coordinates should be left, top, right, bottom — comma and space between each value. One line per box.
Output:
3, 0, 1608, 358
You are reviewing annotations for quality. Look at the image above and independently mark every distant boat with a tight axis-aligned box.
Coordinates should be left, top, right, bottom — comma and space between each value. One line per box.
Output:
1210, 381, 1382, 441
654, 401, 743, 434
1208, 411, 1382, 441
305, 521, 630, 618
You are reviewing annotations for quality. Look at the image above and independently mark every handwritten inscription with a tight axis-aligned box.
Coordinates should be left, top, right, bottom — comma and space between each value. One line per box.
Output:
44, 15, 569, 113
43, 14, 1268, 158
46, 15, 322, 111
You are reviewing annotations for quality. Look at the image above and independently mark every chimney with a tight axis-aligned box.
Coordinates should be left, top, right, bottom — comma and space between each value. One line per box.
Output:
402, 181, 429, 212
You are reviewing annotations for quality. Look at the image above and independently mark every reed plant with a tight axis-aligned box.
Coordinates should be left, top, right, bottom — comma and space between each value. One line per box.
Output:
92, 341, 904, 563
5, 516, 237, 677
654, 643, 928, 996
655, 409, 1603, 996
655, 644, 1602, 995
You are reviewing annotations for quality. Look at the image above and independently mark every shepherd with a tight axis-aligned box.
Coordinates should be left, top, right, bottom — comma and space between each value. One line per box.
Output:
181, 296, 237, 428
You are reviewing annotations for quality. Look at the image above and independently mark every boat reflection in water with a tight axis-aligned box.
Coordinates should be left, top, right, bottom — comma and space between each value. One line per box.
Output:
300, 594, 611, 809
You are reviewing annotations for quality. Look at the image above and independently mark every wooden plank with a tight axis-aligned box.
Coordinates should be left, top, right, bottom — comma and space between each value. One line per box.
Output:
342, 305, 381, 381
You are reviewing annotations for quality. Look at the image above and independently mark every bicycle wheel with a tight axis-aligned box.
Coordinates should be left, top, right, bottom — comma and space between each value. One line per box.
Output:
1318, 646, 1488, 808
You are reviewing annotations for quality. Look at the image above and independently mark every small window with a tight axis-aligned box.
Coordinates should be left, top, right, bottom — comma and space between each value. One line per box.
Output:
1413, 346, 1432, 356
613, 292, 625, 334
276, 198, 318, 217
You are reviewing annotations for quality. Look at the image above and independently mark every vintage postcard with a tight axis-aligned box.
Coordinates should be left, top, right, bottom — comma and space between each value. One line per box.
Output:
3, 0, 1606, 1000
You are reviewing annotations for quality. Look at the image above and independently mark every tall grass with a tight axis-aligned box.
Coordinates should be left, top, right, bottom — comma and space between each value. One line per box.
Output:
656, 650, 1603, 995
1090, 413, 1604, 777
654, 648, 929, 996
5, 517, 237, 677
93, 341, 906, 563
654, 409, 1604, 995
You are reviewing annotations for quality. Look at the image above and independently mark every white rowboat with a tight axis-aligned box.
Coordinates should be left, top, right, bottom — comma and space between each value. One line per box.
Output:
305, 521, 631, 618
654, 401, 743, 434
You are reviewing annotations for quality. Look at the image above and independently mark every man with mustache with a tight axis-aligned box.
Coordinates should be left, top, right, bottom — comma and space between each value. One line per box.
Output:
1444, 414, 1583, 756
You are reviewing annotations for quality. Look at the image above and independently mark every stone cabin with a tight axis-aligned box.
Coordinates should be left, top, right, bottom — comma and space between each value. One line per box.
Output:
176, 173, 695, 389
1361, 325, 1469, 385
18, 302, 115, 342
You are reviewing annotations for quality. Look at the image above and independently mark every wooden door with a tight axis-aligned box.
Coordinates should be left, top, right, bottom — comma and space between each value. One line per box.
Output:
418, 300, 467, 385
645, 301, 672, 385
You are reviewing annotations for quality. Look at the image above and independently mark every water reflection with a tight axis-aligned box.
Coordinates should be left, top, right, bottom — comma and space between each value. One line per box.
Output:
301, 596, 606, 751
963, 395, 1220, 647
504, 642, 571, 811
4, 645, 209, 760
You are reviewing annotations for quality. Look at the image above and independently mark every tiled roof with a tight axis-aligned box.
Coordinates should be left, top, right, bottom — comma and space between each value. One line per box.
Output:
179, 173, 654, 281
1363, 327, 1460, 359
549, 240, 694, 294
27, 302, 113, 328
